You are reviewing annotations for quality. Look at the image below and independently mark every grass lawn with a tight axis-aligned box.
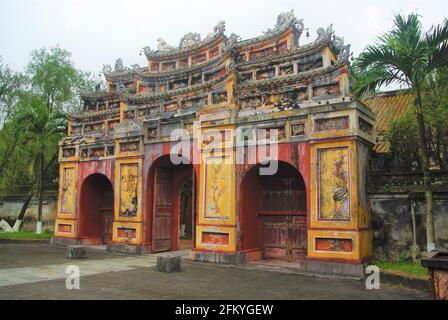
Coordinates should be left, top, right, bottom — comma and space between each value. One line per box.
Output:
0, 231, 53, 240
374, 260, 428, 279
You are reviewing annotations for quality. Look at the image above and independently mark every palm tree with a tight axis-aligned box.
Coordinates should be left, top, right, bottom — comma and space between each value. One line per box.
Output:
13, 94, 66, 233
352, 13, 448, 252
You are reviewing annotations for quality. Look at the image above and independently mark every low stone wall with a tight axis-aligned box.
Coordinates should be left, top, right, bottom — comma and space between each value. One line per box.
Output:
370, 193, 448, 260
0, 196, 57, 232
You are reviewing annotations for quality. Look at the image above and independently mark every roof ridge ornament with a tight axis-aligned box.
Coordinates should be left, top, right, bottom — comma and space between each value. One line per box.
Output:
114, 58, 125, 72
264, 9, 304, 35
326, 28, 352, 61
224, 33, 241, 51
205, 20, 226, 41
179, 32, 202, 48
157, 38, 176, 52
142, 20, 226, 56
316, 24, 333, 41
102, 58, 127, 75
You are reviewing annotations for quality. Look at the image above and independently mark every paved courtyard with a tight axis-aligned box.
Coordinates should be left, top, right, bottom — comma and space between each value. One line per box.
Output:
0, 244, 429, 300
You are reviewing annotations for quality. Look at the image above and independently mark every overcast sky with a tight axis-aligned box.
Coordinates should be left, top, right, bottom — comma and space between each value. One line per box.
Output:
1, 0, 447, 76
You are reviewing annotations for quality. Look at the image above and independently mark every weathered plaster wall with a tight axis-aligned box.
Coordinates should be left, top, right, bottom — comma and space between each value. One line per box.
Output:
370, 193, 448, 260
0, 196, 57, 232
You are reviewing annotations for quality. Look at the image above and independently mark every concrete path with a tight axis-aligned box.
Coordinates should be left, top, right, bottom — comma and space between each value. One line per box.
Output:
0, 244, 430, 300
0, 256, 157, 287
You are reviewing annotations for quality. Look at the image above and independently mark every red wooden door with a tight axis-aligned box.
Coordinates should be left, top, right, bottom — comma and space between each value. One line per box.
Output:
261, 215, 307, 261
259, 175, 307, 261
101, 209, 113, 244
152, 167, 174, 252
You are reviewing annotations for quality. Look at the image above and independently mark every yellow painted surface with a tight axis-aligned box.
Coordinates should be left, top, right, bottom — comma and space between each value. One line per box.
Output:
317, 146, 350, 221
359, 228, 373, 258
198, 124, 234, 150
114, 159, 143, 223
59, 145, 78, 162
53, 218, 76, 238
309, 138, 372, 261
112, 221, 143, 245
119, 101, 128, 121
307, 229, 371, 260
310, 140, 358, 229
57, 164, 77, 217
116, 140, 142, 157
322, 47, 336, 64
195, 225, 236, 252
198, 151, 236, 226
310, 110, 353, 141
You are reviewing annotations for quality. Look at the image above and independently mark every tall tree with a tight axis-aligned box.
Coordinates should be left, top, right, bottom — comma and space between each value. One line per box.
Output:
27, 47, 80, 233
0, 56, 26, 126
23, 47, 80, 233
352, 13, 448, 251
26, 47, 79, 113
0, 47, 98, 233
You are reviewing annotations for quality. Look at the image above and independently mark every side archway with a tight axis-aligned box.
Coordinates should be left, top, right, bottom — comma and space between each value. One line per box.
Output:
79, 173, 114, 245
240, 161, 307, 261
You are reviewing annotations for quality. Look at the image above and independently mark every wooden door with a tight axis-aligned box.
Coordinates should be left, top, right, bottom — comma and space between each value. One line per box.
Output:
289, 215, 307, 260
152, 167, 174, 252
261, 215, 307, 261
262, 215, 289, 259
101, 209, 113, 244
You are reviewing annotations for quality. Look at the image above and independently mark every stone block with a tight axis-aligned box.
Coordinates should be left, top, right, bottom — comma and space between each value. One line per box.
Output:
67, 245, 86, 259
157, 255, 181, 272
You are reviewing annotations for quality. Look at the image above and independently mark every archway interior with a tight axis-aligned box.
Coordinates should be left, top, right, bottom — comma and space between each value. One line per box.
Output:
179, 177, 194, 249
241, 161, 307, 261
79, 174, 114, 245
151, 156, 194, 252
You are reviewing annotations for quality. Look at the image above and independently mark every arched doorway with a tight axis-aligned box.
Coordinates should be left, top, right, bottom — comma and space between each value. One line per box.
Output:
241, 161, 307, 261
148, 155, 195, 252
79, 173, 114, 245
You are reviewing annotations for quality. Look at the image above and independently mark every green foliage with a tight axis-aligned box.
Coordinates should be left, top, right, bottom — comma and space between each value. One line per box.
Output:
352, 13, 448, 98
0, 231, 52, 240
422, 67, 448, 169
26, 46, 79, 112
0, 46, 99, 204
374, 259, 428, 279
386, 110, 420, 171
0, 56, 27, 126
386, 68, 448, 170
70, 70, 103, 113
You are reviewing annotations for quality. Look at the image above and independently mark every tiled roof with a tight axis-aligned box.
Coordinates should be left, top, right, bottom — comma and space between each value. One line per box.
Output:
363, 89, 413, 153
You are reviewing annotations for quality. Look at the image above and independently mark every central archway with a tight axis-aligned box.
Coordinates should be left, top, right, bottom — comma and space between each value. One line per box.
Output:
79, 173, 114, 245
148, 155, 196, 252
240, 161, 307, 261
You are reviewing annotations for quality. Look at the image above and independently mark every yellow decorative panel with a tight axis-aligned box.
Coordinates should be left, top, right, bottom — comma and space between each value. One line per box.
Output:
112, 221, 143, 245
199, 127, 233, 150
310, 140, 359, 229
53, 218, 76, 238
310, 110, 354, 141
115, 159, 142, 222
195, 225, 236, 252
307, 229, 372, 261
58, 165, 77, 216
200, 152, 235, 224
317, 147, 350, 221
